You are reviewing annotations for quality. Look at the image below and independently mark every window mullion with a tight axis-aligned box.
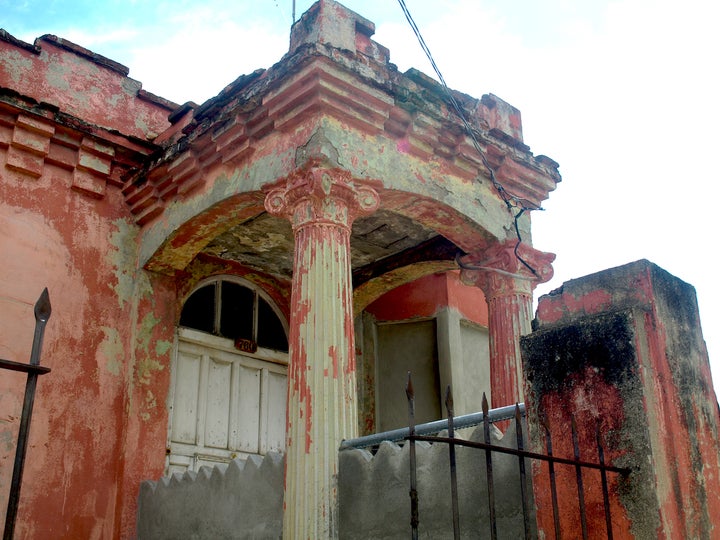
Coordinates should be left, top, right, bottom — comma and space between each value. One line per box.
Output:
214, 281, 222, 336
252, 291, 259, 342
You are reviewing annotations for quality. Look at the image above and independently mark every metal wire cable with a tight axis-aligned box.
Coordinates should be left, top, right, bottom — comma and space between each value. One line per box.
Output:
396, 0, 540, 276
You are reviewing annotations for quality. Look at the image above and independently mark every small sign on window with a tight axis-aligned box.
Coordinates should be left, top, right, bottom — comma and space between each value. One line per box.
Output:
234, 337, 258, 354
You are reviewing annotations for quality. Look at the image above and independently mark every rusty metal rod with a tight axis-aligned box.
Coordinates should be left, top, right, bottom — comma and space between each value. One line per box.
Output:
406, 373, 418, 540
445, 386, 460, 539
3, 288, 52, 540
597, 423, 614, 540
341, 403, 525, 450
571, 418, 588, 540
482, 394, 498, 540
0, 359, 51, 375
406, 435, 630, 474
542, 416, 562, 540
515, 404, 531, 539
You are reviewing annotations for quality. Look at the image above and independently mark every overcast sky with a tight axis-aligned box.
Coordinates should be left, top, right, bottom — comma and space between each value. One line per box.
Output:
3, 0, 719, 392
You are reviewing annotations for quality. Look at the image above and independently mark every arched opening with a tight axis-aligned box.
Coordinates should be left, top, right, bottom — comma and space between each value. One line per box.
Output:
166, 276, 289, 475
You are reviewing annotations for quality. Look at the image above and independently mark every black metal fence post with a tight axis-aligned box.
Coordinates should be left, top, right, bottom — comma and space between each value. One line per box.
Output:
482, 394, 498, 540
1, 289, 52, 540
406, 372, 418, 540
445, 386, 460, 539
396, 383, 629, 539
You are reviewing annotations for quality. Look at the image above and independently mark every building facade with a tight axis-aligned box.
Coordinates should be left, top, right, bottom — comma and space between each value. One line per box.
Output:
0, 1, 561, 537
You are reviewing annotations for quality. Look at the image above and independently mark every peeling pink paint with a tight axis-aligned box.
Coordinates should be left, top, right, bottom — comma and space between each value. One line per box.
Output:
328, 345, 339, 379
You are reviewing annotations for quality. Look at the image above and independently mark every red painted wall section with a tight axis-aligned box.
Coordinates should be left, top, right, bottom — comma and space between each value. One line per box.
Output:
523, 260, 720, 538
0, 32, 175, 141
533, 368, 633, 538
445, 270, 488, 325
0, 162, 136, 537
366, 270, 488, 325
115, 274, 176, 539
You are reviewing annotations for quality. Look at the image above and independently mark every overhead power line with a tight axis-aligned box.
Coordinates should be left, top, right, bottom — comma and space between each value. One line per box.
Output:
396, 0, 541, 277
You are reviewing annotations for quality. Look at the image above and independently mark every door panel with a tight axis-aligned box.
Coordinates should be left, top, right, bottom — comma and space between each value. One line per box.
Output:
204, 356, 232, 449
171, 350, 202, 444
167, 331, 287, 475
265, 370, 288, 452
235, 364, 261, 453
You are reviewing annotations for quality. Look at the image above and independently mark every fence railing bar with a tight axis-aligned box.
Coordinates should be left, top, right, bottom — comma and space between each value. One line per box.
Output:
340, 403, 525, 450
597, 423, 614, 540
406, 435, 630, 475
542, 415, 562, 540
445, 386, 460, 540
406, 373, 419, 540
482, 394, 498, 540
0, 359, 51, 375
515, 404, 531, 539
571, 417, 589, 540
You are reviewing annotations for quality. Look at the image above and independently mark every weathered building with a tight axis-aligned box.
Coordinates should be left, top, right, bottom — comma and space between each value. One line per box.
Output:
3, 1, 718, 539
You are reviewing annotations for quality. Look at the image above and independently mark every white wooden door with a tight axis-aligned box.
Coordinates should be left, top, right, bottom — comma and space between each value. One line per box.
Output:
166, 328, 287, 475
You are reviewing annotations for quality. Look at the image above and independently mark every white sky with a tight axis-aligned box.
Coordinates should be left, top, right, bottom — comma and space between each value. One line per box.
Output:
4, 0, 720, 393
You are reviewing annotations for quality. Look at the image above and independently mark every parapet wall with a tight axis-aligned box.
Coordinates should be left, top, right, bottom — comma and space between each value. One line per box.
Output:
137, 453, 284, 540
339, 422, 533, 539
137, 423, 532, 539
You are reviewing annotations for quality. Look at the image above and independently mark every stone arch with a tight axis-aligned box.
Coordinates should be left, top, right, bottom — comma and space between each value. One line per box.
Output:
141, 179, 508, 309
350, 186, 505, 310
142, 190, 267, 275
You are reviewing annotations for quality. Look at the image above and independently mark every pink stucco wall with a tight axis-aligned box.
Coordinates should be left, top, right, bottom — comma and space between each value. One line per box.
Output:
367, 270, 489, 326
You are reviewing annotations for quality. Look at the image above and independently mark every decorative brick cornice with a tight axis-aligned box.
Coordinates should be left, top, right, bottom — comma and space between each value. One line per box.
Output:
0, 98, 156, 200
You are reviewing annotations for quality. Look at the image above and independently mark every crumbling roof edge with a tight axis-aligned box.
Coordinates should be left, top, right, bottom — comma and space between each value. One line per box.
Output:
138, 88, 181, 113
36, 34, 130, 76
0, 28, 40, 54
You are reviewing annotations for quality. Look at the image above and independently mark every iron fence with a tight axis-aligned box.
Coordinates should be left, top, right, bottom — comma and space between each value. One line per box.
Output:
402, 373, 630, 540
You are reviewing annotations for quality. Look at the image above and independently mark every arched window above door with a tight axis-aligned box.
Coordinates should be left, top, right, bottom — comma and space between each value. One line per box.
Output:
179, 278, 289, 353
168, 277, 289, 475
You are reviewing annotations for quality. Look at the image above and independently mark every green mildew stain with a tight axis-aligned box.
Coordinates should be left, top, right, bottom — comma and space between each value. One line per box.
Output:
108, 218, 152, 309
2, 51, 33, 84
100, 326, 123, 376
1, 429, 15, 453
137, 312, 160, 352
136, 312, 165, 386
155, 340, 172, 356
136, 356, 163, 386
134, 115, 150, 135
45, 59, 71, 92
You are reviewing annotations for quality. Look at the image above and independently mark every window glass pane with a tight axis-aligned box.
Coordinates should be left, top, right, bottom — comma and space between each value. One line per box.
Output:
220, 281, 254, 340
179, 284, 215, 333
257, 297, 289, 352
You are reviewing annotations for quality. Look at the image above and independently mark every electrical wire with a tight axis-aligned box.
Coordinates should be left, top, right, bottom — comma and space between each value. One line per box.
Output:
396, 0, 541, 276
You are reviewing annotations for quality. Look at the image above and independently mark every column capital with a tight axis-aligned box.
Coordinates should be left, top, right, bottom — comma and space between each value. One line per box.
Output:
264, 167, 379, 230
459, 240, 555, 299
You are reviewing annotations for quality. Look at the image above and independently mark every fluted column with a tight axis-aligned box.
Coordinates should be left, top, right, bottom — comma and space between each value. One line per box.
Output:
265, 167, 379, 539
460, 241, 554, 408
